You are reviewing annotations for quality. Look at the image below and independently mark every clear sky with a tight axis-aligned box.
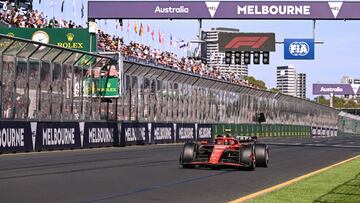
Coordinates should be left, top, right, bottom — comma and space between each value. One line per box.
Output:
32, 0, 360, 99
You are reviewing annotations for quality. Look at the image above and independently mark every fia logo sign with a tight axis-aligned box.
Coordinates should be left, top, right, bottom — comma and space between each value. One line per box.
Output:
284, 39, 314, 60
289, 41, 310, 56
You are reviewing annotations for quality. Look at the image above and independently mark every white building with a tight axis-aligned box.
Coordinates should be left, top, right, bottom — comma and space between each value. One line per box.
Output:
296, 73, 306, 99
200, 27, 248, 76
276, 65, 306, 98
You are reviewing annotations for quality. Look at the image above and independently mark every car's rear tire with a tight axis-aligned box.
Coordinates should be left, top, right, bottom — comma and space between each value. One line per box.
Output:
240, 144, 256, 170
180, 142, 198, 168
255, 144, 269, 167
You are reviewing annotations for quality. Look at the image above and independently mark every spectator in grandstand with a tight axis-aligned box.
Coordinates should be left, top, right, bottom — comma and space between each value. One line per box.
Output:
3, 104, 12, 118
97, 30, 124, 52
68, 20, 75, 28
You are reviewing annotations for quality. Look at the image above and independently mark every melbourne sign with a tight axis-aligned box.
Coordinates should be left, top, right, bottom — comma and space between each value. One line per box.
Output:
284, 39, 314, 60
83, 122, 118, 148
151, 123, 174, 144
0, 28, 95, 52
35, 122, 81, 151
219, 32, 275, 52
122, 123, 149, 145
88, 1, 360, 20
197, 124, 212, 141
313, 84, 360, 95
0, 121, 33, 153
176, 123, 195, 142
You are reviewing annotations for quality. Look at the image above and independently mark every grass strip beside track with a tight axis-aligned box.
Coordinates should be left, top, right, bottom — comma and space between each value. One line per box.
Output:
230, 155, 360, 203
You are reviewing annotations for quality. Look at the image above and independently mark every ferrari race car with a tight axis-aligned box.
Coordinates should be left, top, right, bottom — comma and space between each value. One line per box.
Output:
179, 135, 269, 170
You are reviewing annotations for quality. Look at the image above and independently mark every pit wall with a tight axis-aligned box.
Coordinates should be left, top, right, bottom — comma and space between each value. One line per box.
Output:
0, 121, 337, 154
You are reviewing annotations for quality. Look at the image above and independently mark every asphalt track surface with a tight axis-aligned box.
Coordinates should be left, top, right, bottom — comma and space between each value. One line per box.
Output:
1, 136, 360, 203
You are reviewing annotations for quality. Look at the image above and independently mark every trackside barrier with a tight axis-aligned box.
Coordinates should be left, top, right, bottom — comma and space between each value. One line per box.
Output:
197, 124, 212, 142
35, 122, 81, 151
0, 121, 33, 153
175, 123, 196, 143
82, 122, 119, 148
150, 123, 174, 144
122, 122, 148, 146
1, 121, 339, 154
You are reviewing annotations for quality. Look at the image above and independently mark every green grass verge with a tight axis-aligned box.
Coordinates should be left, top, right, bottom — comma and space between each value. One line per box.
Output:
248, 156, 360, 203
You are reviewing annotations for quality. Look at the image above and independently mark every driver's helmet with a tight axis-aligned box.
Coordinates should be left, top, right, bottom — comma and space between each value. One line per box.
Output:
224, 139, 229, 145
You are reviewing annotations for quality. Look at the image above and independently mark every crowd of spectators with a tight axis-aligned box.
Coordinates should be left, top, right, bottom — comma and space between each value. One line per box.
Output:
98, 30, 124, 52
122, 40, 259, 87
0, 4, 259, 89
97, 32, 257, 88
1, 4, 81, 28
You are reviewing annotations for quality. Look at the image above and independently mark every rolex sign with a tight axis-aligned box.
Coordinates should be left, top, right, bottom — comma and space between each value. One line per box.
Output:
0, 28, 96, 52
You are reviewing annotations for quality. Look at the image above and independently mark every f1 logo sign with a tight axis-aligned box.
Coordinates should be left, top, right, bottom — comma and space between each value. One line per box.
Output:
218, 32, 275, 52
224, 36, 269, 49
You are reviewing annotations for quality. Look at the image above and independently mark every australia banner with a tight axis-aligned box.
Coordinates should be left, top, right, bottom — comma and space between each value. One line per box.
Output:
313, 84, 360, 95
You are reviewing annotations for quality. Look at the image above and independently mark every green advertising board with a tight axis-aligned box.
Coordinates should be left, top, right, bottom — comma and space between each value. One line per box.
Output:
0, 28, 96, 52
83, 77, 119, 98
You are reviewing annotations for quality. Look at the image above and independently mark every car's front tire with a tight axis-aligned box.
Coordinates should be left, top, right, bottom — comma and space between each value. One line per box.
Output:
240, 144, 256, 170
180, 142, 198, 168
255, 144, 269, 167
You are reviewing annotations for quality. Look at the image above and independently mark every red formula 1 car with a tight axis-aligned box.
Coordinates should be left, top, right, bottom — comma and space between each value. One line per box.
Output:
179, 135, 269, 170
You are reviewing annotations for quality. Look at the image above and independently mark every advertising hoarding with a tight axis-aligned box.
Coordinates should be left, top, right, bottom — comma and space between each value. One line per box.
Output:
151, 123, 174, 144
83, 77, 119, 98
0, 28, 95, 52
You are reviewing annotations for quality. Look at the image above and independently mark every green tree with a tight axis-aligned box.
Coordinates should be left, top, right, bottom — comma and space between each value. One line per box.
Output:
269, 87, 281, 93
345, 100, 358, 108
314, 96, 360, 108
333, 96, 345, 108
314, 96, 330, 106
244, 76, 267, 90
